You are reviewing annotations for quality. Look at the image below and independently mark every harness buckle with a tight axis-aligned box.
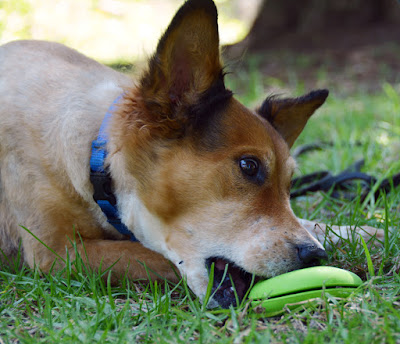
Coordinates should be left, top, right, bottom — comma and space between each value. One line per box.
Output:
90, 170, 117, 206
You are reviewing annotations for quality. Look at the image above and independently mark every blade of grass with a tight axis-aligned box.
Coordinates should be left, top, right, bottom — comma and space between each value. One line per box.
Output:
383, 192, 390, 257
203, 262, 215, 310
359, 234, 375, 277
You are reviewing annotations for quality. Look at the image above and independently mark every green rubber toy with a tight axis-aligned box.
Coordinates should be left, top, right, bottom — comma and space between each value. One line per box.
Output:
249, 266, 362, 317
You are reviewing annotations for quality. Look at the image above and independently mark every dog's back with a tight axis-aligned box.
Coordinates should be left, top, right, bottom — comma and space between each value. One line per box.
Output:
0, 40, 132, 262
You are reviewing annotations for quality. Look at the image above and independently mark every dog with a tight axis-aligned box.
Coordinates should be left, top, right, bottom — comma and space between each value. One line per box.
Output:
0, 0, 383, 308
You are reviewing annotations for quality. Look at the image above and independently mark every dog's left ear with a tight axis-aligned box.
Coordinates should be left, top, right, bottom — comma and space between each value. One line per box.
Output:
138, 0, 229, 135
257, 89, 329, 148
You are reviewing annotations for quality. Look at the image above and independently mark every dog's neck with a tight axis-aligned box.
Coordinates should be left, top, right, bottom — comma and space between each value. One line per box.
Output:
89, 95, 137, 241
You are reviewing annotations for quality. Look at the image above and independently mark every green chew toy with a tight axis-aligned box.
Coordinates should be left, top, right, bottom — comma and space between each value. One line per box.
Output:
249, 266, 362, 317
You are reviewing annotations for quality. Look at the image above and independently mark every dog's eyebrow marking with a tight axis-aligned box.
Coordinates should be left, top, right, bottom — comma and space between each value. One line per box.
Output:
257, 96, 274, 123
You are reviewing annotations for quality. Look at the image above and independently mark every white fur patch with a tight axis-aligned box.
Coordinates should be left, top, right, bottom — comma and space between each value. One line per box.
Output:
117, 192, 185, 265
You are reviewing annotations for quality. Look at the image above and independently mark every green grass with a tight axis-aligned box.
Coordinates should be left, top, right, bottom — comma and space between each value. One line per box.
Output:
1, 59, 400, 343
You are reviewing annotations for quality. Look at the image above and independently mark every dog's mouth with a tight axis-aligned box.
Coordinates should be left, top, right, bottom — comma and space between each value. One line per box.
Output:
205, 257, 255, 308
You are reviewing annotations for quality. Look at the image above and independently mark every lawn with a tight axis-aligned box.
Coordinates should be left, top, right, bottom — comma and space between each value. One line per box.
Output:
0, 56, 399, 343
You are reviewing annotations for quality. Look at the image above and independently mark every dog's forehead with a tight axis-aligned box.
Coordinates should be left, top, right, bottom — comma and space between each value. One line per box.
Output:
220, 98, 291, 159
220, 99, 269, 144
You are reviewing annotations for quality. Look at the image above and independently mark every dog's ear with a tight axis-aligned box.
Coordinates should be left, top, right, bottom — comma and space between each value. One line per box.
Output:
257, 89, 329, 148
138, 0, 230, 134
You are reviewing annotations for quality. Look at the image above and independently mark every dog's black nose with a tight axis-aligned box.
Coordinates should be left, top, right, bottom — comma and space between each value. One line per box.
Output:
297, 244, 328, 266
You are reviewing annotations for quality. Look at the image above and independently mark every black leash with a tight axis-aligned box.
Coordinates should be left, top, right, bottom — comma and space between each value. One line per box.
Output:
290, 143, 400, 200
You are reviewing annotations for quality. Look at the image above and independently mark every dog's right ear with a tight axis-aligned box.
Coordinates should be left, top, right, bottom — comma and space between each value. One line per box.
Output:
137, 0, 227, 136
257, 89, 329, 148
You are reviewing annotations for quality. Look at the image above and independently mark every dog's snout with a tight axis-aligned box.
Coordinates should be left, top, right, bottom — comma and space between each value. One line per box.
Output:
297, 244, 328, 266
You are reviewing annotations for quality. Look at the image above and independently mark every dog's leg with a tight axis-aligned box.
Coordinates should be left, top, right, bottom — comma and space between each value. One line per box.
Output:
3, 186, 179, 283
21, 230, 180, 283
298, 218, 385, 249
73, 240, 180, 283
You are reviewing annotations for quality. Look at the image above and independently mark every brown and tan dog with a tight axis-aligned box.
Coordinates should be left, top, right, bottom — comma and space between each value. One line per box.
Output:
0, 0, 382, 308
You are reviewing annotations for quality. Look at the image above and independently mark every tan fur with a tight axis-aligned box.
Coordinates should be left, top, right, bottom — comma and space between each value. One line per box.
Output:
0, 0, 383, 307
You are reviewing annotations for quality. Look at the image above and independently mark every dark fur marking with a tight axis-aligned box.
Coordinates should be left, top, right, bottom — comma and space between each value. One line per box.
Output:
258, 95, 276, 124
187, 72, 233, 149
188, 72, 232, 131
299, 89, 329, 103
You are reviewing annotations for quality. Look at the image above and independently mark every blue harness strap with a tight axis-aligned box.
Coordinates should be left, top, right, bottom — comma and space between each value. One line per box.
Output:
89, 95, 137, 242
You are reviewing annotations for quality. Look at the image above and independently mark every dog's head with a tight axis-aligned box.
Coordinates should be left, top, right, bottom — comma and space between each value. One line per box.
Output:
109, 0, 328, 308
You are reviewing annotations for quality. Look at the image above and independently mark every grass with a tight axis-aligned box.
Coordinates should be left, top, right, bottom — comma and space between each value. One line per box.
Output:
1, 58, 400, 343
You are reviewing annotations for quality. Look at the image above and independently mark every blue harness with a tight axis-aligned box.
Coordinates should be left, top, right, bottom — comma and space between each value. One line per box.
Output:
89, 95, 137, 241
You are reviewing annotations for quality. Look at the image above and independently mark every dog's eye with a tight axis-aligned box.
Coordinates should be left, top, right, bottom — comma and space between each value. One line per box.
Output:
239, 158, 259, 177
238, 156, 266, 185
